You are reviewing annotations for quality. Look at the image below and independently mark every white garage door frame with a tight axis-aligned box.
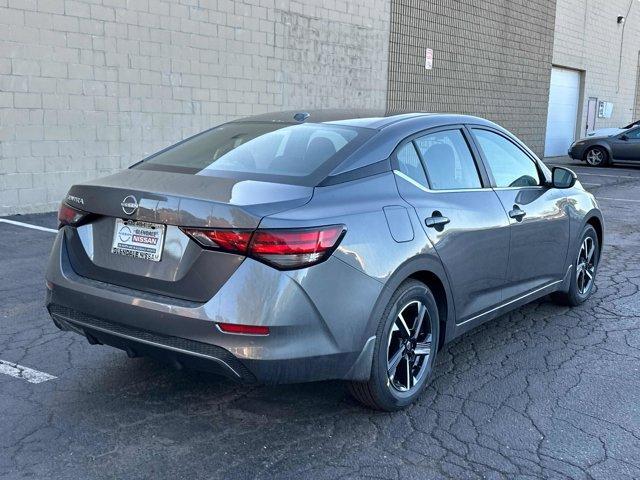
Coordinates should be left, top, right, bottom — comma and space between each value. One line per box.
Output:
544, 67, 582, 157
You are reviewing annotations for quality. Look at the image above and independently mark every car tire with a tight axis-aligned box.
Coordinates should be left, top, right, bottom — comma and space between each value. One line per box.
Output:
584, 146, 609, 167
552, 224, 600, 306
348, 279, 440, 411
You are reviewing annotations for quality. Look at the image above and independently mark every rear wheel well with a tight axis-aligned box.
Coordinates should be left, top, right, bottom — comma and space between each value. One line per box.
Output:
586, 216, 603, 252
409, 271, 448, 349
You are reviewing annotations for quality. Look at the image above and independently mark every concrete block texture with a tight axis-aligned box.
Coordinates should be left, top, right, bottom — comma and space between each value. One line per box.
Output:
386, 0, 557, 156
553, 0, 640, 134
0, 0, 390, 214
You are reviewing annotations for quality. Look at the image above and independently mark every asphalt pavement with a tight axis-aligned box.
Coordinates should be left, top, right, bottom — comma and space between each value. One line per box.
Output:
1, 157, 639, 479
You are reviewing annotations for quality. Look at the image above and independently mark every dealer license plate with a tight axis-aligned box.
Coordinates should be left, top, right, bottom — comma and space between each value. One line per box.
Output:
111, 219, 165, 262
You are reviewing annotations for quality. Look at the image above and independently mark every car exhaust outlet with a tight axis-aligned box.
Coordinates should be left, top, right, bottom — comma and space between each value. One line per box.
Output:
125, 346, 138, 358
85, 332, 102, 345
170, 358, 183, 370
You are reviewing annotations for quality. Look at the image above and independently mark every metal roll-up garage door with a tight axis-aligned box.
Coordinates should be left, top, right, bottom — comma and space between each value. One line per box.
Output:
544, 67, 580, 157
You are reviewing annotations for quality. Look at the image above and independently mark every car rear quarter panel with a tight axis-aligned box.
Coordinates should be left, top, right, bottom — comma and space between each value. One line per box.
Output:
259, 171, 455, 347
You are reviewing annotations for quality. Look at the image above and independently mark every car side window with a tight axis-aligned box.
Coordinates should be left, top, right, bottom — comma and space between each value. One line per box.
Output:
623, 127, 640, 139
472, 129, 540, 188
396, 142, 429, 188
414, 129, 482, 190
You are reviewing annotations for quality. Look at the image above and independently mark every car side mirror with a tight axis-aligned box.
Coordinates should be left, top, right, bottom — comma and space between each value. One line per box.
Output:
620, 134, 629, 141
552, 166, 577, 189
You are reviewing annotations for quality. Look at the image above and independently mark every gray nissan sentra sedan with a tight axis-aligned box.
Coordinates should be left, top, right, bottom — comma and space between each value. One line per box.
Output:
46, 110, 604, 410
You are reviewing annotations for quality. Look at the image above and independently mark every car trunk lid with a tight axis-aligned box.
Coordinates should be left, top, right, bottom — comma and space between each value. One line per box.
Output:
62, 169, 314, 302
66, 169, 313, 228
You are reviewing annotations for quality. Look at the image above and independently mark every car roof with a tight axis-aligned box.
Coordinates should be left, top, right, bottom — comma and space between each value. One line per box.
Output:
229, 109, 494, 130
226, 109, 509, 181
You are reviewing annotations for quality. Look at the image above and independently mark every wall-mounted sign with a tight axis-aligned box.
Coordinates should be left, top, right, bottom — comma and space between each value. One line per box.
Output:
598, 101, 613, 118
425, 48, 433, 70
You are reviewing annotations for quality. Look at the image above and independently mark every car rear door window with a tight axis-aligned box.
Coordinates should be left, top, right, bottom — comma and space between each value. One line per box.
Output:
414, 129, 482, 190
623, 127, 640, 139
396, 143, 429, 188
472, 129, 541, 187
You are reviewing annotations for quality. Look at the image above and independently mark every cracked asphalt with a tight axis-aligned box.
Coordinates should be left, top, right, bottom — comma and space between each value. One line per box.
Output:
1, 157, 639, 480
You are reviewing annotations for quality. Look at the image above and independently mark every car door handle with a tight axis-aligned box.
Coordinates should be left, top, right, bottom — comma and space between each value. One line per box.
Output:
509, 206, 526, 221
425, 213, 450, 229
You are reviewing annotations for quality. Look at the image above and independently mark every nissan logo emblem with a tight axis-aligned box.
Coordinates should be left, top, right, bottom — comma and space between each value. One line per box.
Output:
121, 195, 138, 215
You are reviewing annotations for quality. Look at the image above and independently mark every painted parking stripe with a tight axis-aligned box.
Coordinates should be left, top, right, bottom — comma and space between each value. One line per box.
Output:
547, 167, 640, 179
0, 219, 57, 233
0, 360, 57, 384
597, 197, 640, 203
577, 172, 640, 179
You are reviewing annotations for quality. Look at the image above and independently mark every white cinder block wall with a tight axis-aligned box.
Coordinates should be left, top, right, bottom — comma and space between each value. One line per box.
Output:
4, 0, 640, 215
553, 0, 640, 134
0, 0, 390, 215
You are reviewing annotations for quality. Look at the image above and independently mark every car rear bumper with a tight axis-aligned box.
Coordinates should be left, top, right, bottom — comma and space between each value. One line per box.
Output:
48, 302, 259, 382
45, 230, 382, 384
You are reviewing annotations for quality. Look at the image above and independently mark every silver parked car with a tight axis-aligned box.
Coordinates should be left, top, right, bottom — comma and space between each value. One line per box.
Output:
46, 111, 604, 410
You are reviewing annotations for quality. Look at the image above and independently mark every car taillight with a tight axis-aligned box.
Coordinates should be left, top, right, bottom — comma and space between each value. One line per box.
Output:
181, 225, 345, 270
249, 226, 345, 269
181, 228, 252, 253
57, 202, 88, 228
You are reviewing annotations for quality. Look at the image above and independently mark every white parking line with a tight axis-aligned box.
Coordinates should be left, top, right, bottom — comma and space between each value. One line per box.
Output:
597, 197, 640, 203
0, 360, 57, 384
548, 168, 640, 179
576, 172, 639, 179
0, 219, 57, 233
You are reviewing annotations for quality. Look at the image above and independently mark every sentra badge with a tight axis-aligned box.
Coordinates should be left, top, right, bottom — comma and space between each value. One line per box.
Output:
67, 195, 84, 206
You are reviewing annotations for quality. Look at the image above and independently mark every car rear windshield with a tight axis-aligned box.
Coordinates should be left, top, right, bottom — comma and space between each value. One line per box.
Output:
135, 121, 374, 184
